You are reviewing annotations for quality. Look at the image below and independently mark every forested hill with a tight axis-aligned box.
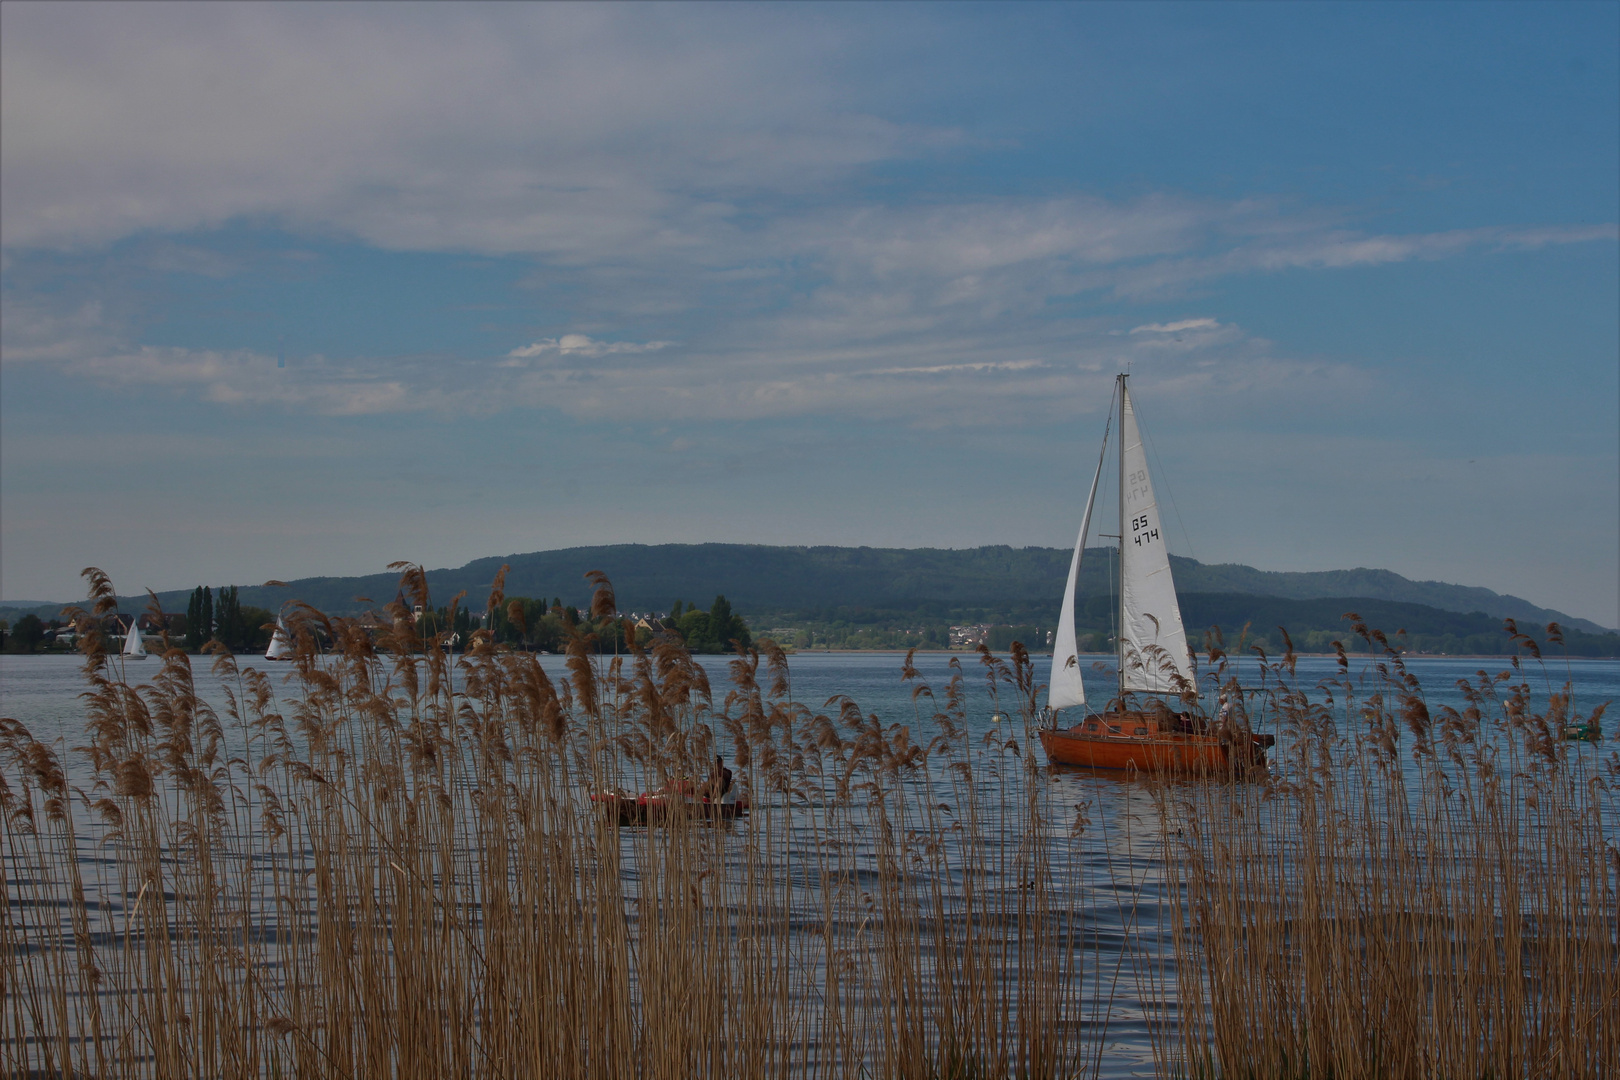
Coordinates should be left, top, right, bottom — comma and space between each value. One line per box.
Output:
19, 542, 1608, 635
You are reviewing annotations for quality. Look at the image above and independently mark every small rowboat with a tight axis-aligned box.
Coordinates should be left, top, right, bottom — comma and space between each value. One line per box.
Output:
1039, 709, 1272, 773
591, 790, 750, 826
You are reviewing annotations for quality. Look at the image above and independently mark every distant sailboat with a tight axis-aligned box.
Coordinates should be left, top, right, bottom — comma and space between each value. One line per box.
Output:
265, 615, 294, 661
122, 616, 148, 661
1040, 373, 1271, 773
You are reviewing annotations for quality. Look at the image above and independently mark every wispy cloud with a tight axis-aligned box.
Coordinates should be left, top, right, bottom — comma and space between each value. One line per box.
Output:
504, 335, 673, 362
56, 346, 418, 416
0, 295, 118, 363
9, 6, 1607, 291
1130, 318, 1220, 335
1107, 224, 1620, 298
1, 4, 952, 254
864, 359, 1047, 376
15, 310, 1365, 430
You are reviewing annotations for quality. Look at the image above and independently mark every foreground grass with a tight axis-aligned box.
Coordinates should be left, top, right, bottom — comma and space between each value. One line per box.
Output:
4, 566, 1092, 1080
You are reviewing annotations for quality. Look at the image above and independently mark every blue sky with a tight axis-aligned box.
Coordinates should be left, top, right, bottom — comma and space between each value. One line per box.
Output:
3, 1, 1617, 625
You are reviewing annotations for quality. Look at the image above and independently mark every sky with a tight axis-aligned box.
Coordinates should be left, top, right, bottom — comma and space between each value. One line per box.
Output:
2, 1, 1617, 626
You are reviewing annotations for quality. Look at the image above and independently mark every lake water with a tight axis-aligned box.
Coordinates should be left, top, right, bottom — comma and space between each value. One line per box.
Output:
7, 648, 1617, 776
3, 649, 1616, 1077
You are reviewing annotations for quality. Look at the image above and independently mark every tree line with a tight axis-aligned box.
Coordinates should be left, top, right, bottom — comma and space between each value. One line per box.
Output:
184, 586, 273, 653
0, 586, 275, 655
485, 594, 751, 655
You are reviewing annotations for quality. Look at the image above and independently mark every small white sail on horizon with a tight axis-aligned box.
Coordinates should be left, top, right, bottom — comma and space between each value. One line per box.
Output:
1048, 527, 1090, 712
265, 615, 294, 661
122, 616, 148, 660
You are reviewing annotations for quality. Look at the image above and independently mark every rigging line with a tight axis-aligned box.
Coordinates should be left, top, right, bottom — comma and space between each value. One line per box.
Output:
1130, 391, 1197, 565
1103, 459, 1118, 703
1107, 542, 1116, 682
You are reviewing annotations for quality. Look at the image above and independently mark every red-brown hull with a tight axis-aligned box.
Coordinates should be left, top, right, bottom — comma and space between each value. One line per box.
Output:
1039, 727, 1229, 772
1039, 709, 1270, 773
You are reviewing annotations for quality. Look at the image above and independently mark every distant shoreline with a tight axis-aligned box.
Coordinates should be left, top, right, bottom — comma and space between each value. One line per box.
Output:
773, 648, 1598, 662
1, 646, 1604, 664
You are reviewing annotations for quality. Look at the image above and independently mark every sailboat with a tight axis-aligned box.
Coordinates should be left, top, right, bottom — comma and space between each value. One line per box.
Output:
1039, 373, 1272, 773
265, 614, 295, 661
122, 615, 149, 661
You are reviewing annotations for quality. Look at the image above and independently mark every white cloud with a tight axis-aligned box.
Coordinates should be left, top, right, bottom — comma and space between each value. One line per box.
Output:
1107, 224, 1619, 298
864, 359, 1047, 376
49, 345, 424, 417
19, 309, 1367, 431
1129, 318, 1220, 335
505, 335, 673, 361
0, 295, 118, 363
1493, 224, 1620, 249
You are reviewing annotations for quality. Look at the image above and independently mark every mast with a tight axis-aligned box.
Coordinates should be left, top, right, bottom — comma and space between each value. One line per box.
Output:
1116, 372, 1127, 706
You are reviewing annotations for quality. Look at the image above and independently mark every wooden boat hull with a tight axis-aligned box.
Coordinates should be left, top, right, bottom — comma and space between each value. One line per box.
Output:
592, 792, 749, 826
1039, 727, 1226, 772
1039, 715, 1270, 774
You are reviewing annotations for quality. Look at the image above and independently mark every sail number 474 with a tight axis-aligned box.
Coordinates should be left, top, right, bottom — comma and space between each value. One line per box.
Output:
1131, 515, 1160, 546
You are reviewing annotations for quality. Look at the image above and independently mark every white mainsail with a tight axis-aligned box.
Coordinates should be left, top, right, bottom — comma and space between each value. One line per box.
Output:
1048, 410, 1112, 713
122, 616, 147, 659
265, 615, 293, 661
1118, 381, 1194, 696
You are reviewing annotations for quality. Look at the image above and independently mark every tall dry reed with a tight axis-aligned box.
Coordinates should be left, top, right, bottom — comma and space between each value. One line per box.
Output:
1155, 621, 1618, 1079
7, 569, 1614, 1078
3, 568, 1099, 1079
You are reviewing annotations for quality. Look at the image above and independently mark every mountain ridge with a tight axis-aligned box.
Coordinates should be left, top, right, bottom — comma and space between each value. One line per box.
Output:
3, 543, 1609, 635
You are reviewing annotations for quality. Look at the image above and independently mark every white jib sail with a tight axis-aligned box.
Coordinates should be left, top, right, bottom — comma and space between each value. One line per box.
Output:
266, 616, 293, 660
1048, 421, 1110, 712
1118, 384, 1194, 696
123, 617, 147, 659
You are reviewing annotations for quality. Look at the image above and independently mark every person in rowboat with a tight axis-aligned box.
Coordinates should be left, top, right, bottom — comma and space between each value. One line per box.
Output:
700, 755, 733, 801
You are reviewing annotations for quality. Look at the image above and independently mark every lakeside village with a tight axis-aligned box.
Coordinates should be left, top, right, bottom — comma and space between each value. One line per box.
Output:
0, 584, 1044, 657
